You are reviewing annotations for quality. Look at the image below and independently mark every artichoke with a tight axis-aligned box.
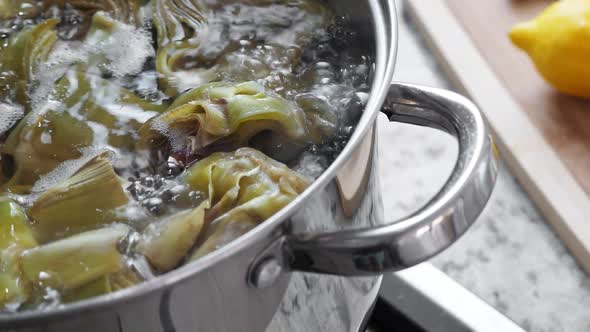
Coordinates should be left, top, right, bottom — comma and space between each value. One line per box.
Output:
0, 19, 58, 109
0, 0, 42, 20
202, 0, 331, 48
1, 109, 94, 194
41, 0, 146, 28
136, 201, 207, 272
62, 267, 142, 303
51, 70, 166, 150
0, 0, 347, 311
20, 225, 130, 292
28, 155, 130, 243
151, 0, 332, 96
0, 199, 37, 308
108, 267, 143, 290
184, 148, 309, 258
294, 93, 338, 143
0, 199, 37, 253
82, 11, 155, 77
152, 0, 216, 96
189, 214, 257, 261
0, 1, 146, 40
2, 70, 166, 192
61, 276, 112, 303
184, 148, 310, 213
138, 81, 310, 160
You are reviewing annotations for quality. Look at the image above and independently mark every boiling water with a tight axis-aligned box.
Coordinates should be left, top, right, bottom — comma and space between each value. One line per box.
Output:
0, 0, 371, 311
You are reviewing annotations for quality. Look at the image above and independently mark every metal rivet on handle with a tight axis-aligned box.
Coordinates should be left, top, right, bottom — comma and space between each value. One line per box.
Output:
249, 256, 282, 289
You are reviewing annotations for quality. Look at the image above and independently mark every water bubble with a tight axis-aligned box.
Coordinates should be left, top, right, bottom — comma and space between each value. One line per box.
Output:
143, 197, 163, 214
168, 184, 187, 196
162, 157, 184, 178
153, 175, 164, 190
140, 176, 154, 188
31, 148, 107, 194
0, 103, 24, 136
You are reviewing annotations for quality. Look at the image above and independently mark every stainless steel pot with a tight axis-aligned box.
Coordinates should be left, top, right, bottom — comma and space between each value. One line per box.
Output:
0, 1, 498, 331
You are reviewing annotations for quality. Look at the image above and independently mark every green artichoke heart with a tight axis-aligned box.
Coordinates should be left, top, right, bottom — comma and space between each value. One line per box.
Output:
184, 148, 309, 259
139, 81, 310, 155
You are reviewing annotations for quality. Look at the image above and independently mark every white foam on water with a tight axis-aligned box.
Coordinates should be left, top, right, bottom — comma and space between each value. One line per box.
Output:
104, 103, 158, 124
30, 41, 88, 113
132, 70, 162, 97
36, 287, 63, 312
149, 118, 187, 152
95, 21, 154, 78
115, 201, 152, 226
294, 152, 327, 180
136, 2, 154, 29
26, 99, 65, 125
30, 147, 112, 193
30, 14, 155, 116
86, 121, 110, 148
168, 67, 219, 94
0, 103, 24, 135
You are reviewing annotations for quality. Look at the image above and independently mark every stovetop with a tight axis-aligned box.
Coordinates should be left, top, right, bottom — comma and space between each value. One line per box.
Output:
362, 264, 525, 332
365, 298, 425, 332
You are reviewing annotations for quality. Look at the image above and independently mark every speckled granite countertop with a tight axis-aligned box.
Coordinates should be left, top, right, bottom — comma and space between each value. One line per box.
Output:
380, 3, 590, 331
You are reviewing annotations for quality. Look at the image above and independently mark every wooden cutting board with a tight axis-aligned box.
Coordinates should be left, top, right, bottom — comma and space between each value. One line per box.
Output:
445, 0, 590, 196
405, 1, 590, 274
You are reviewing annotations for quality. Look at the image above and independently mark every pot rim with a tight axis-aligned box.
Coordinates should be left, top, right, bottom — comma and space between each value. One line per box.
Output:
0, 0, 398, 323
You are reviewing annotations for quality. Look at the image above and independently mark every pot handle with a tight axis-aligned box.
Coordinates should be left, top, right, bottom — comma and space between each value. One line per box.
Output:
249, 82, 498, 287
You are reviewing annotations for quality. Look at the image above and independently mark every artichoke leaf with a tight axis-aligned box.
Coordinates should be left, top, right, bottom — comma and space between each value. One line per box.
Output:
20, 225, 130, 292
189, 213, 257, 261
184, 148, 309, 208
41, 0, 146, 27
83, 11, 132, 75
1, 108, 94, 193
152, 0, 332, 96
61, 276, 112, 304
138, 81, 309, 159
210, 0, 332, 84
0, 19, 59, 109
295, 93, 339, 143
52, 70, 167, 150
62, 267, 143, 303
28, 155, 130, 243
184, 148, 309, 258
152, 0, 215, 96
137, 201, 208, 272
192, 0, 328, 21
0, 0, 42, 20
0, 199, 37, 308
108, 267, 143, 291
81, 11, 155, 77
0, 199, 36, 250
0, 273, 27, 310
1, 69, 167, 192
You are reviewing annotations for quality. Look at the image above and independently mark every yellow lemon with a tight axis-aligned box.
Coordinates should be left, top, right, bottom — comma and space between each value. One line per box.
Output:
509, 0, 590, 99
